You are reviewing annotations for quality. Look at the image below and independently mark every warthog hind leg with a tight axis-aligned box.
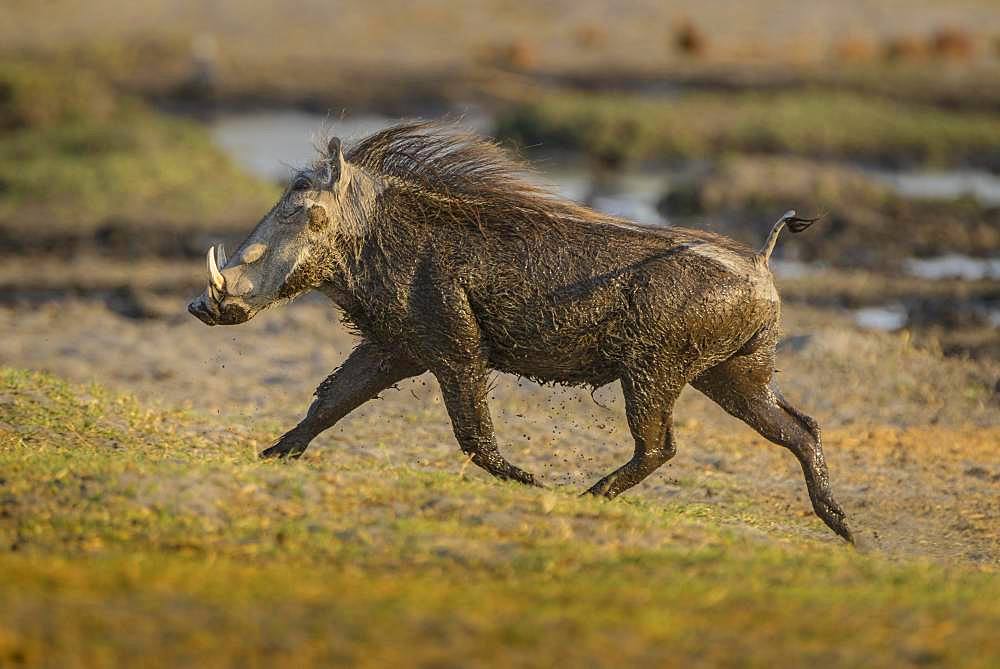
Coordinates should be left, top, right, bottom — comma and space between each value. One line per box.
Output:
260, 342, 425, 459
693, 358, 854, 543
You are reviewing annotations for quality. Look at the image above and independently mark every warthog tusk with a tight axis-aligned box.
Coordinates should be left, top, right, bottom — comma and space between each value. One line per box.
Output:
216, 243, 227, 268
207, 245, 225, 295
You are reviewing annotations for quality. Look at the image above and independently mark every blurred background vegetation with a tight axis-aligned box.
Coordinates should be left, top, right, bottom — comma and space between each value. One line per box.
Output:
1, 2, 999, 665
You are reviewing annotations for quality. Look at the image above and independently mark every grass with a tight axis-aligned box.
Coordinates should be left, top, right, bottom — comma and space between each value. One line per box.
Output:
0, 61, 277, 251
496, 89, 1000, 169
2, 367, 999, 667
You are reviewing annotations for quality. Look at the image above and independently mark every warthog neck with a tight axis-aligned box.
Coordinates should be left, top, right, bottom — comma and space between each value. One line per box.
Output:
316, 279, 356, 311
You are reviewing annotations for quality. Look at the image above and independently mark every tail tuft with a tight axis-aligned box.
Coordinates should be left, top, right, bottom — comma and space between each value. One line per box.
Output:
785, 212, 820, 233
757, 210, 822, 264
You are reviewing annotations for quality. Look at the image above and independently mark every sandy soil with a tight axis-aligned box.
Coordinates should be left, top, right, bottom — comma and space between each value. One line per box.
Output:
3, 286, 997, 565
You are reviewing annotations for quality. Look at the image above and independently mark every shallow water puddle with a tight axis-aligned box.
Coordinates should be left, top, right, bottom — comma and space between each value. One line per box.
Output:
854, 305, 909, 332
904, 254, 1000, 281
869, 168, 1000, 207
210, 110, 494, 182
211, 111, 398, 181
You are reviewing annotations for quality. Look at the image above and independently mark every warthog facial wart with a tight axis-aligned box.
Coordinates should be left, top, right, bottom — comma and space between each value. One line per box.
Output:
188, 122, 853, 543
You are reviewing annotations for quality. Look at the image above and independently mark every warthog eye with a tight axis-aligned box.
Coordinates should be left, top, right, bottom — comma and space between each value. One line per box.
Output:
281, 204, 304, 222
291, 176, 311, 191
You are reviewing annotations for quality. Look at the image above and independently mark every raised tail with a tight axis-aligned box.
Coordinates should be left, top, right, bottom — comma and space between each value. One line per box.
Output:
756, 210, 820, 266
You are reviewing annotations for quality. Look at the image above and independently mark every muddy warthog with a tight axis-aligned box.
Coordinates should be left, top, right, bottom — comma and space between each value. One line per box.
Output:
188, 122, 853, 542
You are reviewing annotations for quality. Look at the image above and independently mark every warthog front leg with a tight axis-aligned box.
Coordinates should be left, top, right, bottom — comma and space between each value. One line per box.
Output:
436, 365, 541, 487
260, 342, 425, 459
417, 275, 539, 486
585, 375, 682, 498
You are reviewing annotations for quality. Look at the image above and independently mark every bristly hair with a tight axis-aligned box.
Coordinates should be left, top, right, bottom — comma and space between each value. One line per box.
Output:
324, 121, 749, 255
336, 121, 623, 235
343, 121, 546, 199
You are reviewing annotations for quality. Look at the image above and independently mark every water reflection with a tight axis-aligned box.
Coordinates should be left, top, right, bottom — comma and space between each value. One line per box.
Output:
211, 111, 397, 180
904, 254, 1000, 281
855, 305, 909, 332
870, 169, 1000, 207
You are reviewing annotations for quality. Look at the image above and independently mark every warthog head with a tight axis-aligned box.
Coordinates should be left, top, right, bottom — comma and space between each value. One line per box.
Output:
188, 137, 359, 326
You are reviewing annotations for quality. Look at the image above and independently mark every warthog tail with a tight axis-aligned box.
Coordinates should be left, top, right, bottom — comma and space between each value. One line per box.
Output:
757, 210, 821, 266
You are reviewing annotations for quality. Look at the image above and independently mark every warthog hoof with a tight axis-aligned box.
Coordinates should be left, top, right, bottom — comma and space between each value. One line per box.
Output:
259, 437, 309, 460
819, 500, 854, 545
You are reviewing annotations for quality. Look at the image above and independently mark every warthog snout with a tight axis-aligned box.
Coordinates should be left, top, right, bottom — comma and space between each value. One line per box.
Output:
187, 295, 252, 326
186, 291, 214, 325
187, 244, 256, 326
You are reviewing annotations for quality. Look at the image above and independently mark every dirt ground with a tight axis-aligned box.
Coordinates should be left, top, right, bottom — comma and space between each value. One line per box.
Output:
4, 282, 997, 565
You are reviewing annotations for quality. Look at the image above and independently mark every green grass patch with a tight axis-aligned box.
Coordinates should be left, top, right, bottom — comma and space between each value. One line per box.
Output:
496, 89, 1000, 169
1, 367, 999, 667
0, 61, 277, 247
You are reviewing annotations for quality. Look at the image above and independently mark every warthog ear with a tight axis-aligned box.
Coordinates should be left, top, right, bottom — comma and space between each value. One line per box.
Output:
327, 136, 342, 157
326, 137, 348, 189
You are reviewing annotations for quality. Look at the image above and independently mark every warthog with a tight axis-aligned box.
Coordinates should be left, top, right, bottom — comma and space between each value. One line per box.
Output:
188, 122, 853, 542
